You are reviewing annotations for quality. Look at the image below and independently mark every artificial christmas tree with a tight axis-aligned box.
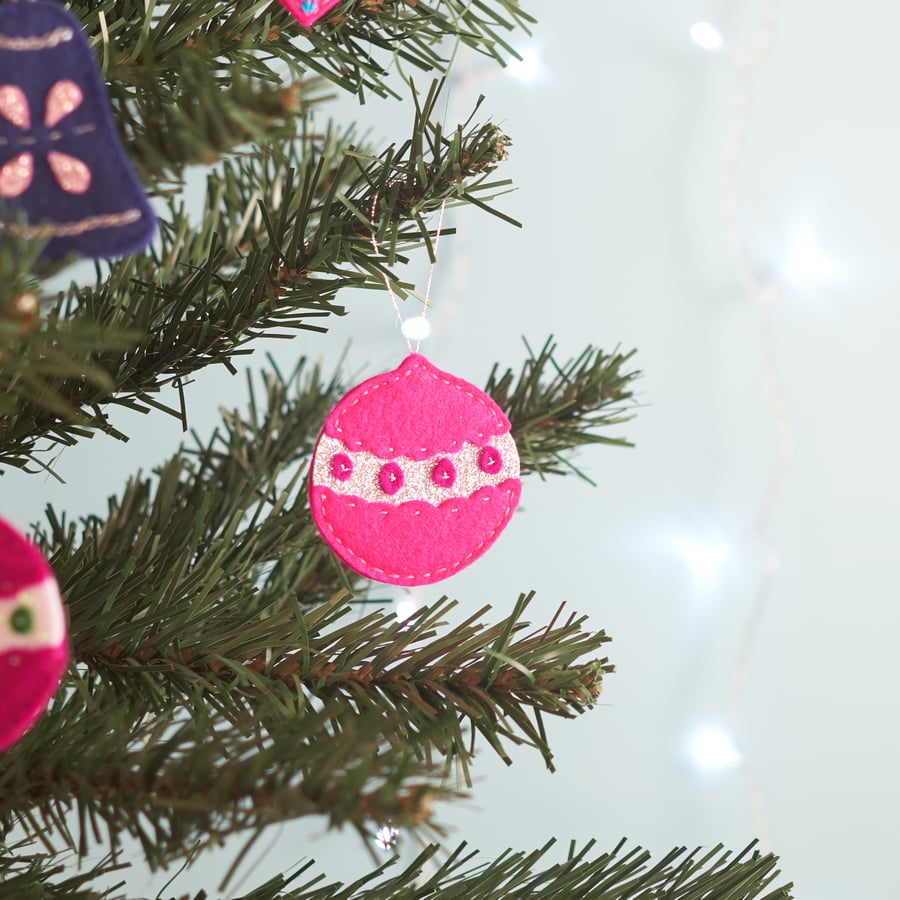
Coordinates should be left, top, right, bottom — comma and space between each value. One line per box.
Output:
0, 2, 794, 896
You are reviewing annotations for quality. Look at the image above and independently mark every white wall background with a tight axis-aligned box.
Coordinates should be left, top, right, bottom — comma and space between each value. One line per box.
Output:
2, 1, 899, 897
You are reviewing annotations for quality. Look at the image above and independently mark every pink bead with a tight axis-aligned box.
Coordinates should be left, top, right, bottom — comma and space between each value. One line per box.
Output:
378, 462, 404, 496
432, 457, 457, 489
478, 446, 503, 475
330, 452, 354, 482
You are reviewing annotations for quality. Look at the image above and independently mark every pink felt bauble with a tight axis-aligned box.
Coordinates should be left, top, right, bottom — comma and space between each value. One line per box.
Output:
0, 517, 68, 751
310, 354, 522, 585
278, 0, 342, 28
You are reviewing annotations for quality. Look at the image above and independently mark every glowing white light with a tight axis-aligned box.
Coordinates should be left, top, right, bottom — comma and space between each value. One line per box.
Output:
375, 824, 400, 850
690, 728, 742, 770
401, 316, 431, 342
677, 538, 731, 584
690, 22, 725, 53
395, 598, 419, 621
785, 231, 832, 283
507, 48, 542, 82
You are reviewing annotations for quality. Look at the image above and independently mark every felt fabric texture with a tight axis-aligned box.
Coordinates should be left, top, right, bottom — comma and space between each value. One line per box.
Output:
0, 642, 69, 752
0, 516, 68, 752
324, 353, 511, 461
278, 0, 343, 28
0, 1, 156, 260
311, 481, 522, 585
310, 354, 522, 585
0, 516, 51, 593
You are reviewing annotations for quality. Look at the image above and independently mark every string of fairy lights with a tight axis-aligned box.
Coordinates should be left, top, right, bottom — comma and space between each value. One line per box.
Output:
686, 0, 826, 854
372, 1, 826, 856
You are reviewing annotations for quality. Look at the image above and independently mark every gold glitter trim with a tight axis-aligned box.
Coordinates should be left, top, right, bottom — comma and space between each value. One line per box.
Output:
0, 27, 74, 51
311, 433, 521, 506
0, 209, 142, 238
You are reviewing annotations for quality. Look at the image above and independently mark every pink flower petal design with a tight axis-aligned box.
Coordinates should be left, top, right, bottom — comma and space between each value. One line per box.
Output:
0, 152, 33, 197
44, 80, 83, 128
0, 85, 30, 130
47, 151, 90, 194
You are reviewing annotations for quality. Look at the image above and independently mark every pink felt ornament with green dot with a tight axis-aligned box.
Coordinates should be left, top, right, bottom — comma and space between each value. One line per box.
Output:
0, 517, 69, 752
309, 354, 522, 585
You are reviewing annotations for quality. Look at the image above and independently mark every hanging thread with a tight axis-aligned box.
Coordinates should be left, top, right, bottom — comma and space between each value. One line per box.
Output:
369, 195, 447, 354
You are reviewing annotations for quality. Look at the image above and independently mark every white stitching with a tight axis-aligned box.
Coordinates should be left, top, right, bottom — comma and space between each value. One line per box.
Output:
316, 483, 519, 582
332, 356, 507, 455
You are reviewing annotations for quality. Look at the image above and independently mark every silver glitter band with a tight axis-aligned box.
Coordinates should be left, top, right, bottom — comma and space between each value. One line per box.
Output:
311, 433, 520, 506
